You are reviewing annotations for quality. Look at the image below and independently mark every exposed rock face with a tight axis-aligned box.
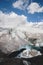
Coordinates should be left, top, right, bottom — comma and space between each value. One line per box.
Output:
18, 49, 41, 58
0, 55, 43, 65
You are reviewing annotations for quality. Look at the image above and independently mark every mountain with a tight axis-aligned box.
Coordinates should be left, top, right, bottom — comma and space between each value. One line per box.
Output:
0, 21, 43, 54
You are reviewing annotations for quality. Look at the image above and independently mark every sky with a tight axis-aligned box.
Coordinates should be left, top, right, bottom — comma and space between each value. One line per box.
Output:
0, 0, 43, 28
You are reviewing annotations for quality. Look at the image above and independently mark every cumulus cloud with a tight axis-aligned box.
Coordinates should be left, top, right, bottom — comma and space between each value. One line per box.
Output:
13, 0, 29, 10
0, 10, 43, 31
13, 0, 43, 14
27, 2, 43, 14
0, 11, 27, 28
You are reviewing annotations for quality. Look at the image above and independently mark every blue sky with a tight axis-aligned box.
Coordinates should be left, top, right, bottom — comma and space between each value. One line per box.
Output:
0, 0, 43, 22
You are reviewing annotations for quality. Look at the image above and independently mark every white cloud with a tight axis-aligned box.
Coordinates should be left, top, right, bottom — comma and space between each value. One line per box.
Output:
0, 11, 27, 28
13, 1, 43, 14
0, 10, 43, 30
13, 0, 29, 10
27, 2, 43, 14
